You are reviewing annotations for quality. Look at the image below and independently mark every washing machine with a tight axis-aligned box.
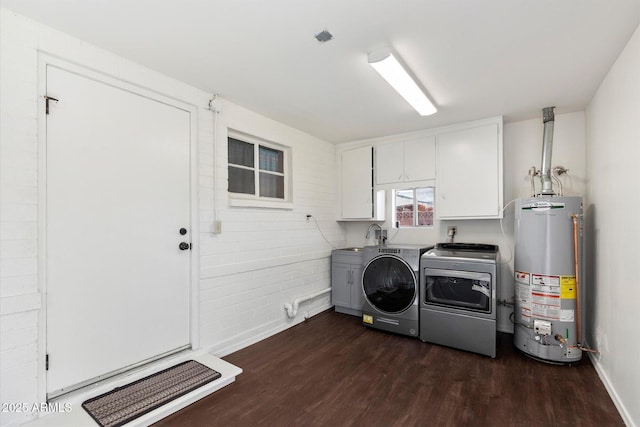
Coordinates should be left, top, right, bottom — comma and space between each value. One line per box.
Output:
361, 245, 431, 337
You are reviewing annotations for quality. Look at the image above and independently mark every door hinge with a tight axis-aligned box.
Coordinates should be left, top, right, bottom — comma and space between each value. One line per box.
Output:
46, 354, 49, 371
44, 96, 59, 115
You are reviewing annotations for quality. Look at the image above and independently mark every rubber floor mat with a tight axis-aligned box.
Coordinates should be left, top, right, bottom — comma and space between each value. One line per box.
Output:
82, 360, 221, 427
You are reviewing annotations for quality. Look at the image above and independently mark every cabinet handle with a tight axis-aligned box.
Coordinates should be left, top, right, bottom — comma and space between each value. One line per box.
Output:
349, 270, 353, 285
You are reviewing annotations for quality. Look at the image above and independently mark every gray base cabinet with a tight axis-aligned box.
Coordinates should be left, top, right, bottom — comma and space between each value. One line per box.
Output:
331, 250, 364, 316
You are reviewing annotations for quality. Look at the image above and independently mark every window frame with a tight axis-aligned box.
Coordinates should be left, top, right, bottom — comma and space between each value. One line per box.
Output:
227, 130, 292, 209
392, 186, 435, 228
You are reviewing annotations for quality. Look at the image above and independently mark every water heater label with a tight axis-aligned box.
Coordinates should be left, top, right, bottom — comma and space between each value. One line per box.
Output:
560, 276, 577, 299
515, 271, 530, 283
531, 274, 561, 320
531, 274, 560, 288
515, 271, 532, 324
521, 201, 566, 211
561, 309, 575, 322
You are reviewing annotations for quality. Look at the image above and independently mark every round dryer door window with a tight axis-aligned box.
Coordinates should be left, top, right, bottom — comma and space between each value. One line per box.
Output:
362, 255, 417, 313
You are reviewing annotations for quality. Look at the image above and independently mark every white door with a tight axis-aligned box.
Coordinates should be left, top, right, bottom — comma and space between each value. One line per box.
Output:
45, 66, 191, 396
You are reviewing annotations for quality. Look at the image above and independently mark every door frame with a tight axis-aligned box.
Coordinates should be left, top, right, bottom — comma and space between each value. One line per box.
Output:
36, 53, 201, 401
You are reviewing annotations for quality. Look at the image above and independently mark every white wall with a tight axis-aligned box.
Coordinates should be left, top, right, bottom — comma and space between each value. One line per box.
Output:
198, 99, 344, 356
585, 24, 640, 427
342, 111, 587, 333
0, 9, 341, 426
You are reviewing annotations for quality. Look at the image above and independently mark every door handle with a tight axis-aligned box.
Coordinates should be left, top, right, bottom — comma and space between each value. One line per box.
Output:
179, 242, 190, 251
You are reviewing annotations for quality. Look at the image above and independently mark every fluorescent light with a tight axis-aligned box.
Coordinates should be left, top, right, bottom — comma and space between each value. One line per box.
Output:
368, 48, 437, 116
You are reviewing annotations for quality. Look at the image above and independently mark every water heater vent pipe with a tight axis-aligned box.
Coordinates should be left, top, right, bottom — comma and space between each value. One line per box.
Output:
540, 106, 556, 195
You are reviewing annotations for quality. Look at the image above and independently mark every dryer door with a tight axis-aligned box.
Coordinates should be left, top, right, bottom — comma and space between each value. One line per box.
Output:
362, 255, 417, 314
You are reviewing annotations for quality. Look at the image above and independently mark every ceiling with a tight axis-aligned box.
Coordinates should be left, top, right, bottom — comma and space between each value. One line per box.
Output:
2, 1, 639, 143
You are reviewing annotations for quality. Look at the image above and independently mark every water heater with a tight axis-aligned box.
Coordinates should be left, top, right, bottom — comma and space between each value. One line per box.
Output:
513, 196, 583, 363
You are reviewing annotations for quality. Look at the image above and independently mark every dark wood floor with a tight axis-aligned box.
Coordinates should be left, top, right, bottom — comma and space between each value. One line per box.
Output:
154, 310, 622, 427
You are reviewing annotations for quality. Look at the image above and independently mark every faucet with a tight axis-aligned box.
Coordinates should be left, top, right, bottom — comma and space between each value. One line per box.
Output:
366, 223, 385, 246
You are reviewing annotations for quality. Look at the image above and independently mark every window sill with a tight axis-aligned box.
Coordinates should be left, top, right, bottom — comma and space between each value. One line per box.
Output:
229, 198, 294, 210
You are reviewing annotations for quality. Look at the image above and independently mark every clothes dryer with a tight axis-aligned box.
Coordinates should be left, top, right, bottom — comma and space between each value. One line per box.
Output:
419, 243, 499, 357
361, 245, 431, 337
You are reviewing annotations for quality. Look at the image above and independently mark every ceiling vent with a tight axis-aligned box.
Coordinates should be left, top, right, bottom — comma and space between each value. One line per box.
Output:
314, 30, 333, 43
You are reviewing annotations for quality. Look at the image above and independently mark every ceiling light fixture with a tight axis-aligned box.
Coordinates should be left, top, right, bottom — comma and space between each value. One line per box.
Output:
368, 48, 437, 116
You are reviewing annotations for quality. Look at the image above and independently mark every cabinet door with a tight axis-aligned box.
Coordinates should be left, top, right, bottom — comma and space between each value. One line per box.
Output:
331, 262, 352, 308
341, 146, 373, 219
437, 123, 502, 219
376, 137, 435, 184
375, 142, 404, 184
349, 265, 364, 310
404, 136, 436, 182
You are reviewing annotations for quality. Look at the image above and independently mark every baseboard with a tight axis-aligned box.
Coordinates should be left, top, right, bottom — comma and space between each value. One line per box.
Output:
589, 352, 636, 427
207, 303, 332, 358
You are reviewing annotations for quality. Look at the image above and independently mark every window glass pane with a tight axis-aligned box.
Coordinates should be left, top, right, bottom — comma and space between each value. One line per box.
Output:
259, 172, 284, 199
416, 187, 434, 226
228, 166, 255, 194
228, 138, 254, 167
259, 146, 284, 173
395, 189, 414, 227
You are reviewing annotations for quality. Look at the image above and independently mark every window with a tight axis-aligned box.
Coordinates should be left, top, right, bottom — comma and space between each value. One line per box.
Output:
228, 132, 289, 203
393, 187, 434, 227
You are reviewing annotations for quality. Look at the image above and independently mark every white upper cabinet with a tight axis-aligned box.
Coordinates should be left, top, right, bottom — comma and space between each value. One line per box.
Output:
340, 146, 375, 219
376, 136, 436, 184
337, 116, 502, 222
375, 142, 403, 184
436, 122, 503, 219
404, 137, 436, 182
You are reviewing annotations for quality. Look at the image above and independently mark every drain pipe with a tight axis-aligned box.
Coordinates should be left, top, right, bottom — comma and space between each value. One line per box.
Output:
540, 106, 556, 195
284, 288, 331, 318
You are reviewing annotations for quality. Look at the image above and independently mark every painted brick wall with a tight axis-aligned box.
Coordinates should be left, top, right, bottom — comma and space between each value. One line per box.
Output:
1, 9, 42, 427
198, 100, 344, 355
0, 8, 342, 426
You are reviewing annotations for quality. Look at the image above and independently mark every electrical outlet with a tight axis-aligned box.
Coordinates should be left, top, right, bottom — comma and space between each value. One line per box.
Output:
447, 226, 457, 235
213, 221, 222, 234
